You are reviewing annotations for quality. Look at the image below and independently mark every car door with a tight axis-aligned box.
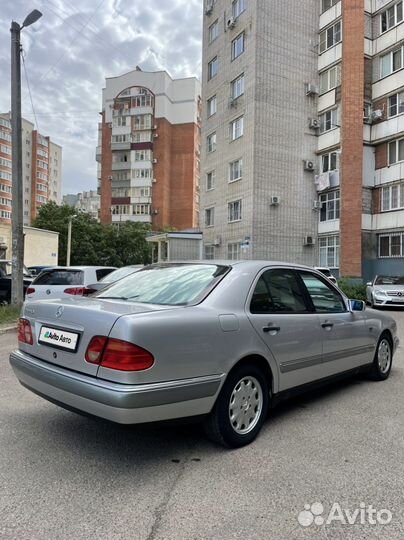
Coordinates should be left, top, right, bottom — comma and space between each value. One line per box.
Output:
298, 271, 373, 376
247, 268, 326, 391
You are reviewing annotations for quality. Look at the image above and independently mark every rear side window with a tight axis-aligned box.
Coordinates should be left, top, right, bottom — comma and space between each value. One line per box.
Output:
32, 270, 84, 286
250, 269, 309, 314
96, 268, 115, 281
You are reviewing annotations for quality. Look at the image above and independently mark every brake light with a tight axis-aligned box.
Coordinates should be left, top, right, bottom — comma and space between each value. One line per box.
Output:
26, 287, 35, 295
64, 287, 96, 296
18, 318, 33, 345
85, 336, 154, 371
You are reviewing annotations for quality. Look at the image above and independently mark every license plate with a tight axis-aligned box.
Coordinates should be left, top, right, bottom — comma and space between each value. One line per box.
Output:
39, 326, 79, 352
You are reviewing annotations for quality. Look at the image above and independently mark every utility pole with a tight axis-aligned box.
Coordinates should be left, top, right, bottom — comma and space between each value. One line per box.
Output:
10, 10, 42, 305
66, 215, 76, 266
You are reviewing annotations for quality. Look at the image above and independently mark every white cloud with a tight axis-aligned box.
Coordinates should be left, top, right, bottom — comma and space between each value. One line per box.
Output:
0, 0, 202, 194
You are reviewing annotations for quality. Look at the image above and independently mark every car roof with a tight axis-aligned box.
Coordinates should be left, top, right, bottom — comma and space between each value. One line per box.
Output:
41, 266, 116, 270
149, 260, 321, 272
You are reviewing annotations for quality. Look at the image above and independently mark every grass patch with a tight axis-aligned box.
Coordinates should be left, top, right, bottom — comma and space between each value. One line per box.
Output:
0, 304, 21, 325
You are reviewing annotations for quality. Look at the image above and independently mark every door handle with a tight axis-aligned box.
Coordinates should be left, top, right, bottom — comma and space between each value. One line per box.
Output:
263, 324, 280, 334
321, 322, 334, 329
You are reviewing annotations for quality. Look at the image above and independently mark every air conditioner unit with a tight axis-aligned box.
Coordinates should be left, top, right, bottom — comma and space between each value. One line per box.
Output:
153, 125, 158, 130
303, 235, 316, 246
152, 178, 157, 183
304, 160, 315, 171
309, 118, 320, 129
108, 175, 112, 180
270, 196, 280, 206
213, 236, 222, 247
371, 109, 383, 120
306, 83, 319, 96
226, 16, 236, 29
154, 133, 159, 138
152, 158, 158, 164
152, 209, 159, 215
313, 200, 322, 210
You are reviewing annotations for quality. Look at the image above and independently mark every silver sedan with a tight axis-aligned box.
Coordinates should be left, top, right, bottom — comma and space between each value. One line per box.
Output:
10, 262, 399, 448
366, 275, 404, 308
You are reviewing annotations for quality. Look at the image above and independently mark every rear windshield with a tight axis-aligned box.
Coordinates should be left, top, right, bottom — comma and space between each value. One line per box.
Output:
375, 276, 404, 285
32, 269, 84, 286
97, 264, 230, 305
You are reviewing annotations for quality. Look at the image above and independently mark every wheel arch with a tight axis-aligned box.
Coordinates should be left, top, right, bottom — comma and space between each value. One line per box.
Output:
225, 354, 275, 395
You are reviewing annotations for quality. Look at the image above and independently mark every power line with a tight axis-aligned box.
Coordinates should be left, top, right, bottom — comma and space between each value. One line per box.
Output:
21, 51, 40, 133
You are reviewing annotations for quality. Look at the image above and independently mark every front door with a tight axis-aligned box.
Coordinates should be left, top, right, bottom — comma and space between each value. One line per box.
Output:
247, 268, 325, 391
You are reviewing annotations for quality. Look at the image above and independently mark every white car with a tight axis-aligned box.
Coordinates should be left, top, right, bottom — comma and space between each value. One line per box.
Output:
26, 266, 116, 301
314, 267, 337, 285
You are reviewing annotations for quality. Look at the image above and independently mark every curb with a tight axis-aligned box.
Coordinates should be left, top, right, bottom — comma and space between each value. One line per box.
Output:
0, 325, 18, 335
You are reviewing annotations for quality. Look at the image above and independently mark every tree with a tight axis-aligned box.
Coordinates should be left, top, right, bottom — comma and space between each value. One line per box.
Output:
33, 202, 152, 266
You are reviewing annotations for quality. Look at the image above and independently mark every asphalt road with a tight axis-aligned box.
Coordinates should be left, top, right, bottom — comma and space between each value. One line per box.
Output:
1, 311, 404, 540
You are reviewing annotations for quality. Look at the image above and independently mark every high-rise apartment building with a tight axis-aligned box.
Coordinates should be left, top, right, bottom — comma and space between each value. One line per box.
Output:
201, 0, 404, 280
97, 68, 201, 230
63, 190, 100, 221
0, 113, 62, 226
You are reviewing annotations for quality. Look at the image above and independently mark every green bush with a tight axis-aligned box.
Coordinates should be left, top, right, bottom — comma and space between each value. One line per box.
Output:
0, 305, 20, 325
337, 278, 367, 301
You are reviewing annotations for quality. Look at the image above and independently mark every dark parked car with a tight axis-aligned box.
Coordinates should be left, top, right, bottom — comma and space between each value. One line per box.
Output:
0, 260, 33, 304
28, 265, 54, 276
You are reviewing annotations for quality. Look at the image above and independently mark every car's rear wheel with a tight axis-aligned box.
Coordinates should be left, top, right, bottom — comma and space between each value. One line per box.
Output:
204, 364, 269, 448
369, 335, 393, 381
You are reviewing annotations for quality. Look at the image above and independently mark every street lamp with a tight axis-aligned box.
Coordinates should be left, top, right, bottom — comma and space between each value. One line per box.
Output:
66, 215, 77, 266
10, 9, 42, 305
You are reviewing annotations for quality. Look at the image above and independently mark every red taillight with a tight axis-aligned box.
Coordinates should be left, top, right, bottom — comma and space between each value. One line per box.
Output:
18, 318, 33, 345
64, 287, 96, 296
85, 336, 154, 371
26, 287, 35, 295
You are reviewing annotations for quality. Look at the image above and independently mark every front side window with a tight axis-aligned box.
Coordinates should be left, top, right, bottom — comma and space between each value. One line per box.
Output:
205, 207, 215, 227
299, 272, 345, 313
231, 73, 245, 99
207, 132, 217, 153
250, 269, 308, 314
229, 158, 243, 182
208, 57, 218, 80
228, 199, 242, 222
319, 235, 340, 268
231, 32, 245, 60
320, 190, 340, 222
230, 116, 244, 140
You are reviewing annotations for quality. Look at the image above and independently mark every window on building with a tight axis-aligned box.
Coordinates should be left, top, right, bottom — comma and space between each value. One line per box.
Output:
0, 118, 11, 129
135, 150, 152, 161
205, 207, 215, 227
205, 245, 215, 260
388, 90, 404, 117
228, 199, 242, 222
0, 171, 12, 181
133, 169, 152, 179
0, 144, 11, 155
321, 151, 338, 172
381, 2, 403, 33
207, 95, 217, 117
208, 19, 219, 42
319, 21, 342, 53
319, 235, 340, 268
0, 210, 11, 219
0, 184, 12, 194
231, 73, 245, 100
208, 57, 218, 80
382, 182, 404, 211
319, 108, 339, 133
231, 32, 245, 61
132, 131, 152, 143
227, 242, 241, 260
232, 0, 246, 18
0, 131, 11, 142
206, 170, 215, 190
230, 116, 244, 140
0, 197, 11, 206
207, 132, 217, 153
229, 158, 243, 182
320, 190, 340, 222
379, 233, 404, 257
388, 138, 404, 164
133, 114, 152, 130
132, 94, 153, 107
319, 64, 341, 94
380, 45, 404, 78
133, 204, 151, 215
321, 0, 339, 13
113, 116, 127, 127
0, 158, 12, 168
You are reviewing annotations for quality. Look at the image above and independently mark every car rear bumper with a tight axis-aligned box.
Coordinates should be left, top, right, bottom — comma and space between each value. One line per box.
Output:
9, 349, 224, 424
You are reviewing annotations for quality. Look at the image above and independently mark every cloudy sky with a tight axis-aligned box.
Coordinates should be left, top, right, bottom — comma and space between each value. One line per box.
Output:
0, 0, 202, 194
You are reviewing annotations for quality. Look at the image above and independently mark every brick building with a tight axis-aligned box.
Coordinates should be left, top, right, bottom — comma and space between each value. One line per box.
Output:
97, 68, 201, 230
0, 113, 62, 226
200, 0, 404, 280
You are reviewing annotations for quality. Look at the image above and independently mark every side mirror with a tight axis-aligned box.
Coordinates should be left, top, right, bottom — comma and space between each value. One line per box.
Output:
366, 282, 372, 287
349, 299, 365, 312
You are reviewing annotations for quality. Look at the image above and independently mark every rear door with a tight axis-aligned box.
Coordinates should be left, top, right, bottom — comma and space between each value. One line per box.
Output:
27, 269, 85, 301
298, 271, 373, 375
247, 268, 325, 391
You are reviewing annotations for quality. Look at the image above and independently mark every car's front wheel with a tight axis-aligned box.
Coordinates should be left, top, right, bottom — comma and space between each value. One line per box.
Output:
369, 335, 393, 381
204, 364, 269, 448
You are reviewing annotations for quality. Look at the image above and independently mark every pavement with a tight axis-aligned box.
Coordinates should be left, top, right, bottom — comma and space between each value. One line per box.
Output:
1, 311, 404, 540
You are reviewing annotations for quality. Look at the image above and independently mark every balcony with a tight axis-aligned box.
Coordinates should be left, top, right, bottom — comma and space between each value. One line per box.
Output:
112, 162, 131, 171
95, 146, 101, 162
111, 141, 131, 151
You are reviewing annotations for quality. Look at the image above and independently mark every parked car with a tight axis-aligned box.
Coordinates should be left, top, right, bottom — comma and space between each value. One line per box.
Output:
11, 261, 398, 448
25, 266, 116, 301
28, 265, 54, 276
0, 260, 33, 304
314, 266, 337, 285
366, 275, 404, 308
88, 265, 143, 292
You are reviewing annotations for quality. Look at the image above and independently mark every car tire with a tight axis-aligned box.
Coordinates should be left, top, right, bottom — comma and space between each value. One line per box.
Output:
204, 363, 269, 448
369, 334, 393, 381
